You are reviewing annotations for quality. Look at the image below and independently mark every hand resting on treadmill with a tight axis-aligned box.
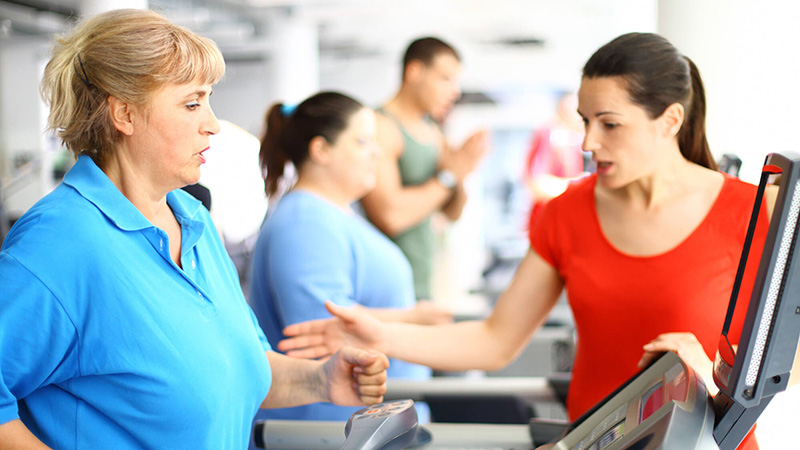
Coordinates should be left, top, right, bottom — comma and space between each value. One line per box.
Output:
637, 332, 718, 395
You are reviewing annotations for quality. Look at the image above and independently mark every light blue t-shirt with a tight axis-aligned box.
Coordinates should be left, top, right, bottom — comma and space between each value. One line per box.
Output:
249, 190, 431, 422
0, 156, 272, 450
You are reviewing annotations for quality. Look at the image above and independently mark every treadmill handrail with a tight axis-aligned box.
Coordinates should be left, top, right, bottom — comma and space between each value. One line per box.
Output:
383, 376, 558, 403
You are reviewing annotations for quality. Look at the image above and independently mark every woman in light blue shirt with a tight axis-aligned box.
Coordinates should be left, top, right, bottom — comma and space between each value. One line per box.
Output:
0, 10, 388, 450
250, 92, 451, 423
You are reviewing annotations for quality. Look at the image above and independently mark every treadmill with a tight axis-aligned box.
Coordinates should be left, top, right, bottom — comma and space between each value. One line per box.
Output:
254, 152, 800, 449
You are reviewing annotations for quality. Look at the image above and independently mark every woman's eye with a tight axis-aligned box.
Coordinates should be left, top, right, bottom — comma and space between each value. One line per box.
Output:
603, 122, 619, 129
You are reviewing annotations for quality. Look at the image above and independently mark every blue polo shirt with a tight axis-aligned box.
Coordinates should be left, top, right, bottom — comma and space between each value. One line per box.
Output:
0, 156, 272, 449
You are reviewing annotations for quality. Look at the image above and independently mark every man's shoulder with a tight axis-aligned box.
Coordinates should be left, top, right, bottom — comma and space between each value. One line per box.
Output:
374, 111, 405, 159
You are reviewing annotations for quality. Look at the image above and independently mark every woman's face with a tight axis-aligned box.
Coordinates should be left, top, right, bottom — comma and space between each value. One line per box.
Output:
578, 76, 663, 189
327, 107, 379, 200
129, 80, 220, 192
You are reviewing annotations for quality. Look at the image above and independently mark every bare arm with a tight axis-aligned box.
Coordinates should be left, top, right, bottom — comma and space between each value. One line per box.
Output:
261, 348, 388, 409
361, 115, 454, 236
0, 420, 50, 449
281, 249, 563, 372
357, 301, 453, 326
381, 249, 562, 371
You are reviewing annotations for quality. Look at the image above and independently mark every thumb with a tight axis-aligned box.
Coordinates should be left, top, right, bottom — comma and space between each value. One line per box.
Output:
339, 346, 380, 367
325, 300, 356, 322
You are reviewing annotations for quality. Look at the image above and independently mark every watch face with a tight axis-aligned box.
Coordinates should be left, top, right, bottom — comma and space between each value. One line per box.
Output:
437, 170, 457, 188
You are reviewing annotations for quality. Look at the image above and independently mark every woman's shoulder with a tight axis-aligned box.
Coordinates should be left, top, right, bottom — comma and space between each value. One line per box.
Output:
549, 174, 597, 208
718, 173, 759, 206
269, 192, 343, 224
263, 192, 352, 242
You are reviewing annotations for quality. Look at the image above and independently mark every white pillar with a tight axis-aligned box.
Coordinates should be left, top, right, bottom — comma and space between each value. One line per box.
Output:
81, 0, 148, 17
267, 9, 319, 105
659, 2, 800, 447
658, 0, 800, 184
0, 37, 51, 218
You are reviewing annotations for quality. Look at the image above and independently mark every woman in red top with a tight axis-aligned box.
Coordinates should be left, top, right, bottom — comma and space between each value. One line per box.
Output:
279, 33, 783, 449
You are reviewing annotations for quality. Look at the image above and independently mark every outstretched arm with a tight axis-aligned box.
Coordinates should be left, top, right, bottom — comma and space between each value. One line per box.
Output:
261, 348, 389, 409
281, 249, 563, 372
358, 301, 453, 326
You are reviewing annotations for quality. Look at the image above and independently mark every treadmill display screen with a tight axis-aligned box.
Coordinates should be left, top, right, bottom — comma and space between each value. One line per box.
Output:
587, 420, 625, 450
640, 381, 663, 422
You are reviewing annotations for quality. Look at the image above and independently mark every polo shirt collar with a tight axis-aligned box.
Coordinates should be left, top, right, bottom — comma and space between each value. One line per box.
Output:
63, 156, 203, 232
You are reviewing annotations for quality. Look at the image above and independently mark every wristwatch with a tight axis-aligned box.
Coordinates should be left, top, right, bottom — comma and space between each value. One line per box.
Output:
436, 169, 458, 189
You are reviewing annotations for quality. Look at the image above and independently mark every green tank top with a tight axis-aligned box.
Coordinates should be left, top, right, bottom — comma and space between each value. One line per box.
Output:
377, 108, 439, 299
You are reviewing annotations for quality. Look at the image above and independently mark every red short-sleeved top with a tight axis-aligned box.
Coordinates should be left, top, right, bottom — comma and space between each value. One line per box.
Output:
531, 173, 764, 449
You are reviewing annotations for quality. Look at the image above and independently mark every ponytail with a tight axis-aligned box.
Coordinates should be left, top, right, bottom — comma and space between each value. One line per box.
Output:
679, 57, 716, 170
258, 92, 365, 198
259, 103, 290, 198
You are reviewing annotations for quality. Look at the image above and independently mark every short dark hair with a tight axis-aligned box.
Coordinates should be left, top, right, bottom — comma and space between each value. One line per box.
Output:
583, 32, 715, 170
402, 37, 460, 77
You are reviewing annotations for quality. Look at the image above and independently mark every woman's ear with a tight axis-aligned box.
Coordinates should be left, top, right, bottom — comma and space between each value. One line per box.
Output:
307, 136, 331, 165
660, 102, 685, 138
107, 95, 135, 136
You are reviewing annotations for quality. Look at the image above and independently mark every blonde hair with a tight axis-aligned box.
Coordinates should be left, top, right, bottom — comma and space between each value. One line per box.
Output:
40, 9, 225, 166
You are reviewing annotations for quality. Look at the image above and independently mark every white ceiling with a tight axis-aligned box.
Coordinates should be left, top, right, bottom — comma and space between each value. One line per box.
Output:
0, 0, 658, 105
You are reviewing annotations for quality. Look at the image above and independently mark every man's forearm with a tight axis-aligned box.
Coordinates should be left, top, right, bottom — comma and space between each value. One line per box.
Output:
440, 182, 467, 221
364, 179, 453, 236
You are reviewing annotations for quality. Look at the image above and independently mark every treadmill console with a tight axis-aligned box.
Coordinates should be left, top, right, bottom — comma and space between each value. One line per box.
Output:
551, 352, 715, 450
340, 399, 430, 450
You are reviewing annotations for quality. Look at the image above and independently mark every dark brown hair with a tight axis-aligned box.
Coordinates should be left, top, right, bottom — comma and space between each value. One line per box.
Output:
402, 37, 460, 80
583, 32, 716, 170
259, 92, 364, 197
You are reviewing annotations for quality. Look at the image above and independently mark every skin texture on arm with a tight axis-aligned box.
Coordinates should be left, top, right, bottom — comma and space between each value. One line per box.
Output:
0, 420, 51, 449
261, 348, 389, 409
360, 115, 454, 236
281, 249, 564, 372
357, 300, 454, 326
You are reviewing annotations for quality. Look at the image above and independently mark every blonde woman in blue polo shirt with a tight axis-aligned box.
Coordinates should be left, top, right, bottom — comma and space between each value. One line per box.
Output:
0, 9, 388, 450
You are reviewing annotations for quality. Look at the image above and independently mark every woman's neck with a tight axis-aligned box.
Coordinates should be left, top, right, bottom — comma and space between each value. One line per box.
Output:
101, 149, 170, 222
609, 151, 710, 210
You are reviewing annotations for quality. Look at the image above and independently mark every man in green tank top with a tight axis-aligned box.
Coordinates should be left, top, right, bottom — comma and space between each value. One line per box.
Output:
360, 37, 488, 300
